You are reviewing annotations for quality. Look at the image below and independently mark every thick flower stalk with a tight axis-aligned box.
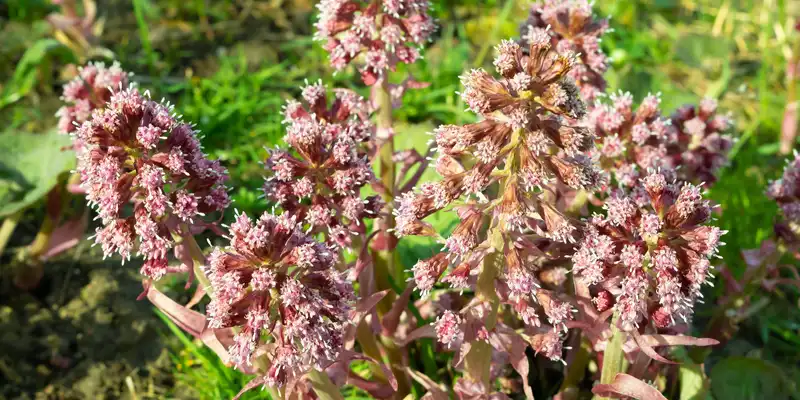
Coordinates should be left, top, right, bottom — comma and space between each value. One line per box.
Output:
520, 0, 609, 102
314, 0, 436, 85
589, 91, 672, 192
572, 171, 723, 331
205, 211, 352, 388
57, 61, 129, 137
667, 98, 734, 186
396, 36, 602, 366
263, 82, 382, 248
76, 85, 230, 279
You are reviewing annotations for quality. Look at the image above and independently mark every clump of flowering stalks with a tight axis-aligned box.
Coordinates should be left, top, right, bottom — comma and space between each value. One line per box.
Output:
76, 85, 230, 279
589, 91, 673, 193
204, 211, 352, 388
263, 81, 383, 248
396, 35, 602, 377
573, 170, 723, 331
520, 0, 609, 102
667, 98, 734, 186
314, 0, 436, 84
56, 61, 129, 136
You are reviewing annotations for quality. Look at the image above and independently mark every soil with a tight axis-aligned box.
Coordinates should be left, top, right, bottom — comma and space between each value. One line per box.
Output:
0, 238, 182, 400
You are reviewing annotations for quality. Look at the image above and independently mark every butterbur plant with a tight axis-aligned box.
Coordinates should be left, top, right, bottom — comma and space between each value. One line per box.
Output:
263, 82, 383, 248
314, 0, 435, 85
75, 84, 230, 279
520, 0, 609, 103
52, 0, 755, 398
395, 35, 605, 394
205, 211, 351, 388
667, 98, 734, 186
57, 61, 130, 137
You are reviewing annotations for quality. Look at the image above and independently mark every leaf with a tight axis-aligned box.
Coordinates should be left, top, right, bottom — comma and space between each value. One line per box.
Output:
307, 369, 345, 400
394, 324, 436, 347
406, 368, 448, 400
42, 211, 88, 260
344, 290, 389, 347
1, 39, 76, 109
630, 330, 677, 364
592, 373, 667, 400
381, 283, 414, 336
0, 130, 75, 217
490, 326, 534, 400
710, 357, 790, 400
679, 360, 708, 400
628, 334, 719, 350
144, 283, 233, 366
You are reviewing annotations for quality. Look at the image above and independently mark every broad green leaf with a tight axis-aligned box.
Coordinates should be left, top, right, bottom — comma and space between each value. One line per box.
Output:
0, 130, 75, 217
710, 357, 790, 400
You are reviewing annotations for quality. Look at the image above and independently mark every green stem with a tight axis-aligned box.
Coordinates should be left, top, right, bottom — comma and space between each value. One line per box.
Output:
595, 314, 626, 400
374, 79, 399, 313
28, 212, 55, 258
0, 211, 22, 258
559, 336, 590, 398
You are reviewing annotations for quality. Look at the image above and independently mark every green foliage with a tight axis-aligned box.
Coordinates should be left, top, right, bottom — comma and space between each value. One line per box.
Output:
167, 53, 296, 216
155, 309, 269, 400
710, 357, 793, 400
0, 38, 76, 110
0, 130, 74, 217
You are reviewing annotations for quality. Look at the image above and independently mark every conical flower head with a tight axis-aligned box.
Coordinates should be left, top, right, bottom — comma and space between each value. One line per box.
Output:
572, 171, 723, 331
205, 211, 352, 388
520, 0, 609, 102
75, 83, 230, 279
264, 82, 382, 248
314, 0, 436, 84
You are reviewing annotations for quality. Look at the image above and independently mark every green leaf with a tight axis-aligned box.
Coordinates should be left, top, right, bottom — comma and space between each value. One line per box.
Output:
679, 361, 708, 400
0, 38, 75, 109
0, 130, 75, 217
710, 357, 791, 400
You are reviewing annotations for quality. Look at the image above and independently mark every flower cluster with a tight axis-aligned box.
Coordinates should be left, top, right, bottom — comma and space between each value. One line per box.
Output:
77, 86, 230, 279
589, 91, 672, 190
57, 61, 129, 137
205, 211, 352, 387
397, 37, 601, 358
768, 152, 800, 241
667, 98, 733, 185
263, 81, 382, 248
314, 0, 436, 84
572, 171, 723, 330
520, 0, 609, 102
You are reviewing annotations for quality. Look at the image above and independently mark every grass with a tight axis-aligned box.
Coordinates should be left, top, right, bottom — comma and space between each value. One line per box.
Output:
1, 0, 799, 398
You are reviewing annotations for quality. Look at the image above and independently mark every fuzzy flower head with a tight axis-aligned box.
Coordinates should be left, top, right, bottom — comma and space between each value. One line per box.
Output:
263, 82, 381, 248
768, 152, 800, 240
314, 0, 436, 85
396, 38, 601, 359
57, 61, 130, 138
76, 84, 230, 279
394, 37, 600, 238
205, 211, 352, 387
589, 91, 674, 189
520, 0, 609, 102
667, 98, 734, 186
572, 171, 723, 331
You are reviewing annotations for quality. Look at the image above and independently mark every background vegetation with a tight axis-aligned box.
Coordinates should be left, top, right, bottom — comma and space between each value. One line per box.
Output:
0, 0, 798, 398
